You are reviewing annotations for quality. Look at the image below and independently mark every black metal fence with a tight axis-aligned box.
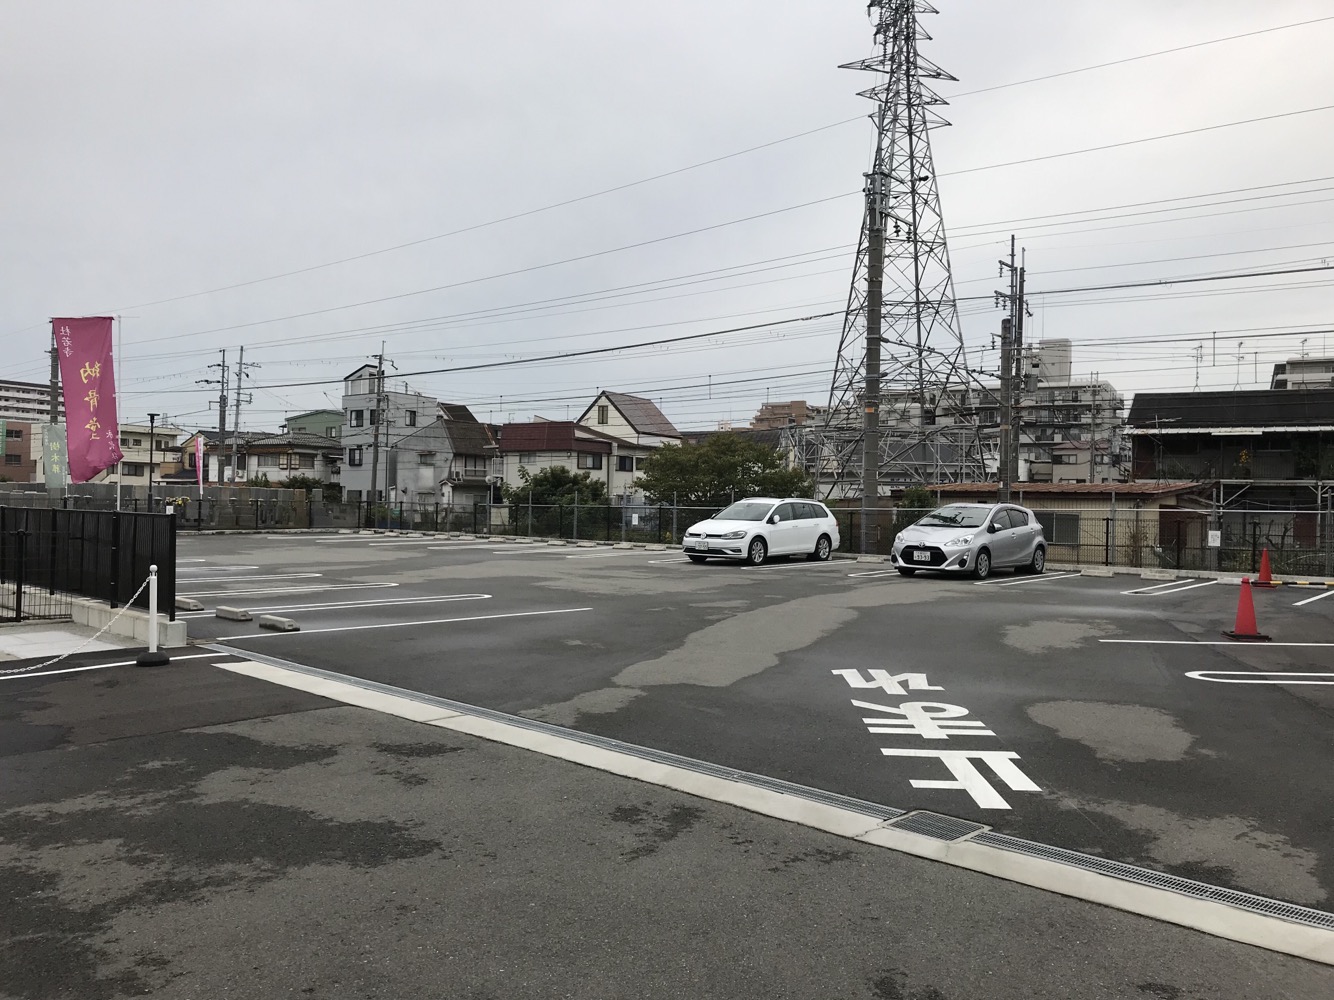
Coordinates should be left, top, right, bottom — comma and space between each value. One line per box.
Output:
0, 505, 176, 623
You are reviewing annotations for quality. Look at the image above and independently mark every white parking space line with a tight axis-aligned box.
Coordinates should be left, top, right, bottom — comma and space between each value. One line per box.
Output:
1187, 670, 1334, 685
180, 593, 492, 618
743, 561, 844, 572
177, 566, 261, 573
1120, 579, 1211, 596
1293, 589, 1334, 607
178, 558, 208, 563
180, 583, 399, 598
220, 606, 592, 639
566, 551, 638, 560
974, 572, 1083, 587
647, 557, 690, 565
0, 652, 222, 682
177, 573, 321, 584
1121, 579, 1219, 597
848, 569, 901, 578
1101, 638, 1334, 647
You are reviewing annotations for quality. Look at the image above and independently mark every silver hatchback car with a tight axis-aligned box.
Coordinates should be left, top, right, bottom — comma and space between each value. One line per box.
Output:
891, 502, 1046, 579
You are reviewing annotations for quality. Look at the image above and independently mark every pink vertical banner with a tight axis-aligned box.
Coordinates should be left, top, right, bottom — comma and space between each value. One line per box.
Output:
53, 317, 124, 483
196, 435, 205, 488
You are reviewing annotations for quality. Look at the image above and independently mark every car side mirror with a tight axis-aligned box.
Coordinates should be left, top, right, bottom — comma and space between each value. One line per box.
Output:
770, 515, 781, 524
988, 522, 1000, 533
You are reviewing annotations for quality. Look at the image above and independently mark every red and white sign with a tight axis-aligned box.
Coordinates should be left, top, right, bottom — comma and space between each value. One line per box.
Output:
196, 435, 205, 488
53, 317, 123, 483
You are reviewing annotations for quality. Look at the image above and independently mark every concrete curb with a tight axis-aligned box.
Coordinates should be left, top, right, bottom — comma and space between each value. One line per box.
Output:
175, 597, 205, 612
216, 606, 251, 622
258, 615, 300, 632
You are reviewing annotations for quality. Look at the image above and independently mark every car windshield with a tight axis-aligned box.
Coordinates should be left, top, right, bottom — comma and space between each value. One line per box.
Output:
715, 501, 774, 522
917, 505, 989, 528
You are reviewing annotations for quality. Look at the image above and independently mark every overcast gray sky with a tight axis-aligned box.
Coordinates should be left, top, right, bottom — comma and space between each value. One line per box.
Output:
4, 1, 1333, 432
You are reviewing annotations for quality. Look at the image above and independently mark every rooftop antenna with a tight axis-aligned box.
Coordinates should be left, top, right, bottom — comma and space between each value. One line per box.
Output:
1301, 338, 1310, 358
1233, 341, 1245, 390
1192, 345, 1203, 391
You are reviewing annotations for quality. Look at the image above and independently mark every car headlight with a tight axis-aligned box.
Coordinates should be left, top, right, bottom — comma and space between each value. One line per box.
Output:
945, 534, 974, 547
720, 530, 747, 539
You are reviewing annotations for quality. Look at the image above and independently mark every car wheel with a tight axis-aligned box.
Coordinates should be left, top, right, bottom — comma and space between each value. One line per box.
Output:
973, 548, 991, 580
746, 537, 768, 566
808, 534, 832, 561
1028, 546, 1045, 574
897, 567, 916, 577
687, 554, 707, 564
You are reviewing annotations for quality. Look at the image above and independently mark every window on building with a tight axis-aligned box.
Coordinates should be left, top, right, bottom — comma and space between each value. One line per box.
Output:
464, 454, 487, 472
349, 410, 364, 427
418, 452, 434, 466
256, 454, 280, 467
405, 410, 417, 427
1035, 511, 1079, 545
617, 455, 634, 472
299, 454, 315, 469
597, 404, 609, 424
4, 454, 20, 467
346, 489, 362, 502
121, 462, 145, 476
577, 452, 603, 470
132, 438, 142, 446
4, 428, 20, 439
326, 426, 338, 437
369, 409, 379, 426
347, 447, 363, 467
1054, 454, 1080, 465
518, 452, 536, 464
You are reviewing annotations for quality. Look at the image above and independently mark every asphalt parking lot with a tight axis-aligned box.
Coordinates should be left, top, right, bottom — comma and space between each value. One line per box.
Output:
173, 532, 1334, 915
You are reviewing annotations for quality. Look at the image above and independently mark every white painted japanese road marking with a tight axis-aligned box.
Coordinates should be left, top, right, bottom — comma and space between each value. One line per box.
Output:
1121, 579, 1217, 596
179, 594, 491, 618
974, 572, 1082, 587
0, 652, 223, 682
1186, 671, 1334, 685
220, 606, 592, 638
176, 565, 260, 573
177, 572, 322, 584
847, 569, 900, 578
566, 551, 637, 560
180, 583, 399, 598
1293, 589, 1334, 607
878, 749, 1040, 810
647, 557, 691, 564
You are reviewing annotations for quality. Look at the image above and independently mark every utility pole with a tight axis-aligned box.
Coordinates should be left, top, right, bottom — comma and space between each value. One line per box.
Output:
196, 349, 229, 483
48, 328, 60, 423
368, 344, 386, 505
996, 236, 1028, 491
228, 347, 257, 486
861, 170, 886, 554
997, 317, 1013, 502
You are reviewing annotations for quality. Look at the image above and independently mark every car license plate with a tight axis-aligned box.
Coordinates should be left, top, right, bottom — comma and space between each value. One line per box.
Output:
698, 540, 709, 551
912, 550, 931, 562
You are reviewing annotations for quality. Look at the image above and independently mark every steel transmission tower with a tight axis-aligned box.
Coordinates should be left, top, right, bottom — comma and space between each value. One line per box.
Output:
816, 1, 984, 500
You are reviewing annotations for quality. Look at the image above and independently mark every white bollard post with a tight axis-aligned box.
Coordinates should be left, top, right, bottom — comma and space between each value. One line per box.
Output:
136, 564, 170, 667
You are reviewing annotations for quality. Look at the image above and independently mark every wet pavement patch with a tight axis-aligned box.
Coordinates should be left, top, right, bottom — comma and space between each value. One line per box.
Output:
1025, 702, 1200, 763
609, 802, 705, 861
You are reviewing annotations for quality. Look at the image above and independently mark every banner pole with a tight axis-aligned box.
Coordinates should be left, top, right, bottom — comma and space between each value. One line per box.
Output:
115, 315, 123, 512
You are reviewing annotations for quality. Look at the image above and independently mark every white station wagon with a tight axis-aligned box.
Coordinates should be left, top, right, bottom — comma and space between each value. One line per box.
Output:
682, 498, 841, 565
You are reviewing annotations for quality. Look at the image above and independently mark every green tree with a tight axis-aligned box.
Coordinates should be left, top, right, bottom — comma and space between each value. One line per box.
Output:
279, 473, 338, 499
501, 465, 608, 506
635, 434, 812, 506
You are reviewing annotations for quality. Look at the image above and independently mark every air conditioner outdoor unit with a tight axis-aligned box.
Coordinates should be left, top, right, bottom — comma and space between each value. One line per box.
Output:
449, 470, 463, 482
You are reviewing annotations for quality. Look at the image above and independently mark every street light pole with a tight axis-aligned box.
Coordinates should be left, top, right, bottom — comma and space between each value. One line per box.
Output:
146, 412, 159, 513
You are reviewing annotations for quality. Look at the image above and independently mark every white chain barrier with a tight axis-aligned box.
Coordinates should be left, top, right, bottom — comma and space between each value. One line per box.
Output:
0, 573, 153, 676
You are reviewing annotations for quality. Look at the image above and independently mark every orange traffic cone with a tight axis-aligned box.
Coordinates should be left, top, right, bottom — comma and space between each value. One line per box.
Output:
1253, 548, 1279, 587
1223, 577, 1271, 642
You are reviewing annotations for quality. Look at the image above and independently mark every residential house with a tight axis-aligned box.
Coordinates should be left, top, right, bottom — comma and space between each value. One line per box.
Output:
0, 420, 37, 482
246, 432, 343, 485
750, 400, 826, 430
573, 391, 681, 499
283, 409, 343, 440
384, 420, 453, 507
340, 363, 438, 502
177, 430, 270, 484
438, 405, 498, 509
91, 422, 184, 489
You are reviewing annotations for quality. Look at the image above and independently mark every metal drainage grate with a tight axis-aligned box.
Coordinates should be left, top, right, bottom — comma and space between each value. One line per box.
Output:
217, 645, 1334, 932
971, 831, 1334, 931
887, 811, 988, 842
